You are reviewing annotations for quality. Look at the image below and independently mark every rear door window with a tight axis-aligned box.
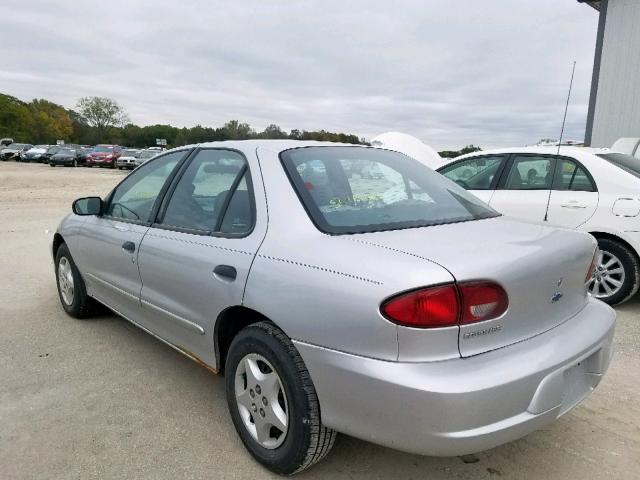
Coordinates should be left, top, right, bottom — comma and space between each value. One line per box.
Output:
159, 149, 253, 235
438, 156, 505, 189
553, 159, 596, 192
503, 155, 554, 190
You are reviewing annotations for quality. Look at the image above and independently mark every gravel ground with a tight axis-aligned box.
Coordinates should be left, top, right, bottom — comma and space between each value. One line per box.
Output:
1, 162, 639, 480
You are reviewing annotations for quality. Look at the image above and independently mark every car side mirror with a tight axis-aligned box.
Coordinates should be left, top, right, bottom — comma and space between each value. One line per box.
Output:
72, 197, 103, 216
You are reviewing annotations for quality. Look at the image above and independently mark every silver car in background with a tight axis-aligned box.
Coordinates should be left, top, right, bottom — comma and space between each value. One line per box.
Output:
116, 148, 141, 169
53, 141, 615, 475
133, 148, 160, 167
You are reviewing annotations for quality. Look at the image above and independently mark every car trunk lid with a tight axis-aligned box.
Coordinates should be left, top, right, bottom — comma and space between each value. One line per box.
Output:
352, 216, 595, 357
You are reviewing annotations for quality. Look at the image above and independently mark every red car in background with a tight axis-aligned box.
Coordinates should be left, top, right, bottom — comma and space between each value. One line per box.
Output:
85, 145, 122, 168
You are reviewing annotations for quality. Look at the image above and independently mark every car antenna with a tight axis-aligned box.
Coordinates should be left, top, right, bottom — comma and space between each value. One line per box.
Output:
544, 60, 576, 222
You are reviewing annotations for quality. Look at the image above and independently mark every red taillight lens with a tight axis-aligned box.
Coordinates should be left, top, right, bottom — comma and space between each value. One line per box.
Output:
586, 248, 598, 283
458, 282, 508, 324
381, 284, 459, 328
382, 281, 508, 328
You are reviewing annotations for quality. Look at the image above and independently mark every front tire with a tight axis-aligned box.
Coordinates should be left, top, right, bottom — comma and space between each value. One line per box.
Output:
225, 322, 336, 475
588, 238, 640, 305
55, 243, 98, 318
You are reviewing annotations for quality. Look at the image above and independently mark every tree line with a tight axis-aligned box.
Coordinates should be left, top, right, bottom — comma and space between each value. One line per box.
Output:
1, 92, 481, 156
0, 93, 365, 148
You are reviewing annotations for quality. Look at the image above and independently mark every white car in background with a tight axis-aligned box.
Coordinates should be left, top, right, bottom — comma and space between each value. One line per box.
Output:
116, 149, 141, 170
438, 146, 640, 305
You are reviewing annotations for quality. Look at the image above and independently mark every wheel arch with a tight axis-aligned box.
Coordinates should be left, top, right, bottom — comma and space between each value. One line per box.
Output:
215, 306, 280, 375
589, 231, 640, 261
52, 233, 65, 260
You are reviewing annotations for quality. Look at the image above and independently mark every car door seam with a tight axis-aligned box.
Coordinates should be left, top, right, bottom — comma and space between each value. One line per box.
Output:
242, 147, 271, 305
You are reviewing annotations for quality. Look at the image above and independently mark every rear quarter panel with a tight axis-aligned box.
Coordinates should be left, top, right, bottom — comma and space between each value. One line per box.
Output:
244, 232, 454, 361
245, 146, 456, 361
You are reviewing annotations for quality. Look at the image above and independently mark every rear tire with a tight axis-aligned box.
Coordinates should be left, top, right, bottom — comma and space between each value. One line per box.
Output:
225, 322, 336, 475
55, 243, 98, 318
589, 238, 640, 305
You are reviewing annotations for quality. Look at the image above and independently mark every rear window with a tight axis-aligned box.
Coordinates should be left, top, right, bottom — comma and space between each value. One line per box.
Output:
597, 153, 640, 178
281, 146, 498, 234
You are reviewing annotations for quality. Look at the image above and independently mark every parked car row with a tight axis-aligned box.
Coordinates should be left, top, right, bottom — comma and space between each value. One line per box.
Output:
0, 142, 162, 168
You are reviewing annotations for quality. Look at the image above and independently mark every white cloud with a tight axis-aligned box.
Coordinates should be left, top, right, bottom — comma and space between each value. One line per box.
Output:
0, 0, 599, 149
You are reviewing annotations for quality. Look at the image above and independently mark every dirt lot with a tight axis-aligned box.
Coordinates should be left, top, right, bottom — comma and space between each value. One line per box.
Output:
1, 162, 639, 479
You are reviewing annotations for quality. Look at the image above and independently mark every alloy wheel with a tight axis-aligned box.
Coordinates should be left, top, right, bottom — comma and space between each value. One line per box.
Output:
588, 249, 625, 299
58, 257, 75, 305
234, 353, 289, 449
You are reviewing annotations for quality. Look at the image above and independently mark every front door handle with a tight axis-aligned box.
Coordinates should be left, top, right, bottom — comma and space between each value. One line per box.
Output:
214, 264, 237, 281
122, 241, 136, 253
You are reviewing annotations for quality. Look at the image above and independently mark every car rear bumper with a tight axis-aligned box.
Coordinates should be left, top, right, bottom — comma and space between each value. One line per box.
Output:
294, 297, 615, 456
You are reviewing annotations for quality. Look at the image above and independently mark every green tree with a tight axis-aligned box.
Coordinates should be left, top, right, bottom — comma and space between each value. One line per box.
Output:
75, 96, 129, 139
220, 120, 254, 140
438, 145, 483, 158
259, 124, 288, 139
29, 99, 73, 143
0, 94, 35, 141
458, 144, 482, 155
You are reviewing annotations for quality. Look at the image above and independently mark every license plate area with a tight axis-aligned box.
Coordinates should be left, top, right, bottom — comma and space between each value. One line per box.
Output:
559, 349, 602, 416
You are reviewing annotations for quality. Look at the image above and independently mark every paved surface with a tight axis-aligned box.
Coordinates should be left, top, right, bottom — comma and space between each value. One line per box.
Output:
1, 162, 639, 479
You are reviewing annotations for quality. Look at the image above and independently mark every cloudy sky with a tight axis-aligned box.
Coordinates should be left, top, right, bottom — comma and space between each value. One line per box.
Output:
0, 0, 599, 149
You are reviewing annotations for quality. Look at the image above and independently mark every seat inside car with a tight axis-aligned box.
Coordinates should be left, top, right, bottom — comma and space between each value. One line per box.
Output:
162, 182, 211, 229
214, 189, 251, 233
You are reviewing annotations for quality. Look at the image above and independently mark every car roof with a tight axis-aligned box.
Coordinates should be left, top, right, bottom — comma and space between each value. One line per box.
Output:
451, 146, 613, 162
177, 139, 367, 153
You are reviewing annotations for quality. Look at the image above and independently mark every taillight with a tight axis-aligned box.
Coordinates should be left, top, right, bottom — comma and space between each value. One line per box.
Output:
458, 282, 508, 324
381, 281, 508, 328
585, 248, 598, 283
381, 284, 458, 328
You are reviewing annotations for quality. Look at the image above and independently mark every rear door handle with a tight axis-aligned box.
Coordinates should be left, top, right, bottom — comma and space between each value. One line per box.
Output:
214, 264, 237, 281
560, 201, 587, 209
122, 241, 136, 253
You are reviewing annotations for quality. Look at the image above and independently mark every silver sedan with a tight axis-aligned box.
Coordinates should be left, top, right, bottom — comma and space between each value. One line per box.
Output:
52, 141, 615, 475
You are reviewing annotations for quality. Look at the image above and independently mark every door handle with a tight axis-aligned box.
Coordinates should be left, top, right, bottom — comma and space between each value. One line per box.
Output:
122, 241, 136, 253
214, 264, 237, 281
560, 202, 587, 209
